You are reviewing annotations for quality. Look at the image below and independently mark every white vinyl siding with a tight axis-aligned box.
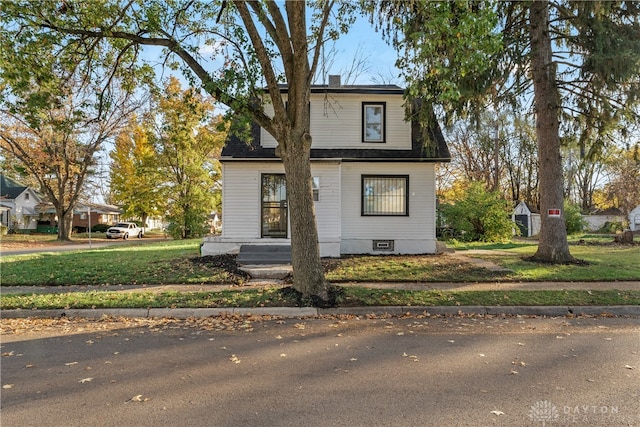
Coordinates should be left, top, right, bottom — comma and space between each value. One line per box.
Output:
309, 162, 341, 241
260, 93, 411, 150
221, 161, 341, 242
341, 163, 435, 240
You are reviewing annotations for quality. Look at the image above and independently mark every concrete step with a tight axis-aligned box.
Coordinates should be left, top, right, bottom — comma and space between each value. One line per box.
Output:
238, 265, 292, 280
237, 244, 292, 265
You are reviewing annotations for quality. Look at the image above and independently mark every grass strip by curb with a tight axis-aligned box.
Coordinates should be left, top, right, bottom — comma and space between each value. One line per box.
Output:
2, 288, 639, 310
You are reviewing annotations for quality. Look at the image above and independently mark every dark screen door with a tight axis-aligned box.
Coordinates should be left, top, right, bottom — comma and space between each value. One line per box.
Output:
261, 174, 287, 238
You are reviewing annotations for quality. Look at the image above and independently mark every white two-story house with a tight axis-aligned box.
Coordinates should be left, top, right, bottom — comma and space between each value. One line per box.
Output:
201, 78, 451, 258
0, 173, 42, 232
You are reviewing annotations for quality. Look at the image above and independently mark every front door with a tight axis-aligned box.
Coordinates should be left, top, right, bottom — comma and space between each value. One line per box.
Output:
261, 174, 287, 238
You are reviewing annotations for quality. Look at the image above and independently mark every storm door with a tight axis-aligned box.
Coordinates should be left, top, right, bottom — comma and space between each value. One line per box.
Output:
261, 174, 288, 238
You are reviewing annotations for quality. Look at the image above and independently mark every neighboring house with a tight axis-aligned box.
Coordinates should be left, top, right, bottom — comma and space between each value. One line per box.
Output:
629, 205, 640, 232
73, 202, 122, 232
582, 207, 626, 232
0, 173, 42, 232
201, 78, 451, 257
512, 201, 541, 237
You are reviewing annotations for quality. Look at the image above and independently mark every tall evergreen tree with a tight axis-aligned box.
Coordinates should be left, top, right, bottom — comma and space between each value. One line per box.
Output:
372, 0, 640, 263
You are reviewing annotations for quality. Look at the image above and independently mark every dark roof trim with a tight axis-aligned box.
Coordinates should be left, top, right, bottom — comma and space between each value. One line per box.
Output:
271, 84, 404, 95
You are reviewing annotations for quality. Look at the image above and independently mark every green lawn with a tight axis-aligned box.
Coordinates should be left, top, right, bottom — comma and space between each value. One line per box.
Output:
0, 239, 247, 286
1, 235, 638, 309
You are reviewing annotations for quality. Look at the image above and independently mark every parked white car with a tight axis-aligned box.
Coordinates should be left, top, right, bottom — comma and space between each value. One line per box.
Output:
106, 222, 144, 239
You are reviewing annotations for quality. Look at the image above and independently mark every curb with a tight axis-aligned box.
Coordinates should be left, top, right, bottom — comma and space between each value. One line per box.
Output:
2, 305, 639, 319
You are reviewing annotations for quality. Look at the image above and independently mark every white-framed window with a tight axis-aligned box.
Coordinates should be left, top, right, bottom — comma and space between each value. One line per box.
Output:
362, 102, 386, 143
312, 177, 320, 201
362, 175, 408, 216
24, 193, 30, 201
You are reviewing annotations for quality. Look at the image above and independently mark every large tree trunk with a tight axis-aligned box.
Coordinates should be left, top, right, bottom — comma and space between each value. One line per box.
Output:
529, 1, 575, 263
56, 206, 73, 241
280, 130, 329, 300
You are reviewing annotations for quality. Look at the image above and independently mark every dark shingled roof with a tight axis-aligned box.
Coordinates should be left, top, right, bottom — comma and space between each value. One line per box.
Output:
221, 94, 451, 162
0, 174, 28, 199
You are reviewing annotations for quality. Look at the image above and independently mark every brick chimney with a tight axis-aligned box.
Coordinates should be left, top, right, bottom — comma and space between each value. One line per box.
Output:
328, 75, 341, 87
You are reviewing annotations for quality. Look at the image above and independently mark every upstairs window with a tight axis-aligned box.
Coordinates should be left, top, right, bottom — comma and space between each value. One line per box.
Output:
362, 175, 409, 216
362, 102, 386, 143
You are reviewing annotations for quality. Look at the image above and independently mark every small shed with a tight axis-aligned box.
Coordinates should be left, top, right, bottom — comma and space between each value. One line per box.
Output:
512, 201, 540, 237
582, 207, 626, 232
629, 205, 640, 232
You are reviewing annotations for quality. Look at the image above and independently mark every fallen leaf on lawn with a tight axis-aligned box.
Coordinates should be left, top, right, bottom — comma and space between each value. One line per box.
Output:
3, 384, 14, 389
491, 410, 505, 416
79, 378, 93, 383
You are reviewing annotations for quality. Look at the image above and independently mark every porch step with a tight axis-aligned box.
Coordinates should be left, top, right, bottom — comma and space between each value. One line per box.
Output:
236, 245, 292, 265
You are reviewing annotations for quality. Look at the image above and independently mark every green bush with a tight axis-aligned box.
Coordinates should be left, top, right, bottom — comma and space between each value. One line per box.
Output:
0, 225, 7, 235
600, 221, 624, 233
440, 182, 515, 242
564, 201, 587, 235
91, 224, 110, 233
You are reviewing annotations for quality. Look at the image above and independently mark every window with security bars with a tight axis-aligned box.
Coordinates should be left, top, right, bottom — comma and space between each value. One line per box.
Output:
361, 175, 409, 216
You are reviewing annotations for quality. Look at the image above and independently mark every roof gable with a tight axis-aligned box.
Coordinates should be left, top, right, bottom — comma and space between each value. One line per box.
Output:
0, 173, 28, 200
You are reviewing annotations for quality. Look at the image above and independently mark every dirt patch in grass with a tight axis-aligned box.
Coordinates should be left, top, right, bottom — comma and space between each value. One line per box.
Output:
522, 255, 590, 266
190, 254, 251, 279
279, 285, 346, 308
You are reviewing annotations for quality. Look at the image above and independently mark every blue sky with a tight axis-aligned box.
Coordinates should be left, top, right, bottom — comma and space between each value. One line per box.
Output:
145, 13, 399, 90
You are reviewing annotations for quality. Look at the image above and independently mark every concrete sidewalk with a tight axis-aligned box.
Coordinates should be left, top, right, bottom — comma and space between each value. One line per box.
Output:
2, 280, 639, 295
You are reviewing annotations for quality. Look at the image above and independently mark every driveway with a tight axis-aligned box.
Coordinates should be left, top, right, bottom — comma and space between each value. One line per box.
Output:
0, 236, 167, 256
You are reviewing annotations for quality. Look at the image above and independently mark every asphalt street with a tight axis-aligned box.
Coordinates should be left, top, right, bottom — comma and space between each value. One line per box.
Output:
1, 315, 639, 426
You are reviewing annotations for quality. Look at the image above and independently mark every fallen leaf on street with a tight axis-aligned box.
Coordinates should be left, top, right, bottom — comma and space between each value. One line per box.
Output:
624, 365, 636, 370
3, 384, 14, 389
79, 377, 93, 384
230, 354, 241, 364
491, 410, 505, 416
126, 394, 149, 403
65, 362, 78, 366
